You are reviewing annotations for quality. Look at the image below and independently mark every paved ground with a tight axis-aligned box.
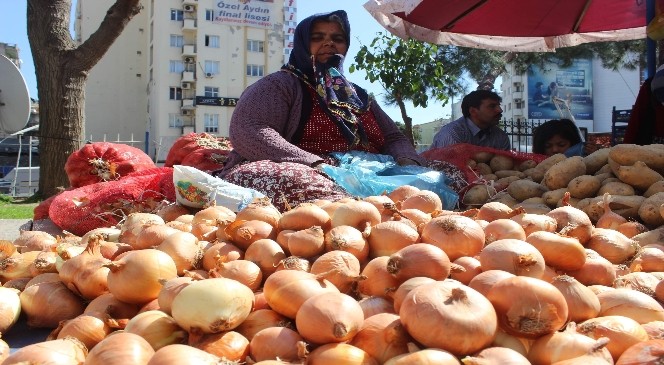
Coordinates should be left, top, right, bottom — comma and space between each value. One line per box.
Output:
0, 219, 31, 241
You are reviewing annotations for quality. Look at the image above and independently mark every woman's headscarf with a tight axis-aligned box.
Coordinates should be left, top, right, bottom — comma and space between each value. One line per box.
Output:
282, 10, 370, 148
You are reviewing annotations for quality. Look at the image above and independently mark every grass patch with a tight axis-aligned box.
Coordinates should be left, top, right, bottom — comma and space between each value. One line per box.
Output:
0, 195, 39, 219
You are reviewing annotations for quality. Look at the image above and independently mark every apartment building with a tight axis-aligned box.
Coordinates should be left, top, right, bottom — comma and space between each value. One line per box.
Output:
76, 0, 295, 161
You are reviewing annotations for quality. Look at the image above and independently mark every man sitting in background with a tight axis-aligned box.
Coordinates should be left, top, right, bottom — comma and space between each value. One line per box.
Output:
430, 90, 511, 150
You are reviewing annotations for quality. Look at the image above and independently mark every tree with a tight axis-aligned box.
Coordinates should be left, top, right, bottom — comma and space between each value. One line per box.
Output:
395, 121, 421, 144
27, 0, 142, 198
350, 34, 462, 145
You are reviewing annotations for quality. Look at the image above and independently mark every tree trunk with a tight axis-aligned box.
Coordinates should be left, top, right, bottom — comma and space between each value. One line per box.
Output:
395, 97, 415, 146
27, 0, 142, 198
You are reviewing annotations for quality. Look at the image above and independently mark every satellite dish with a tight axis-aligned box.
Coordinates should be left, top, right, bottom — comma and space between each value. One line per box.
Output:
0, 54, 31, 134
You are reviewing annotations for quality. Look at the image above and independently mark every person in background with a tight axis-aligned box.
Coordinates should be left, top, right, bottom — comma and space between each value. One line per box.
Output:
532, 81, 546, 103
215, 10, 464, 210
532, 119, 599, 156
430, 90, 511, 150
623, 65, 664, 144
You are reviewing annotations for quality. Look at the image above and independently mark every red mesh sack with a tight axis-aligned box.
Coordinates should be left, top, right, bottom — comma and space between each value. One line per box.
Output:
65, 142, 156, 188
180, 148, 231, 172
49, 168, 175, 236
33, 194, 58, 220
164, 133, 233, 167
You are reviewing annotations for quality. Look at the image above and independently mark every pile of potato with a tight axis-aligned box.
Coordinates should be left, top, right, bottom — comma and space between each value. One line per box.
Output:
463, 144, 664, 228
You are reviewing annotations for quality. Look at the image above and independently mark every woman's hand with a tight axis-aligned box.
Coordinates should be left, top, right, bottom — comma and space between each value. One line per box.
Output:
396, 157, 419, 166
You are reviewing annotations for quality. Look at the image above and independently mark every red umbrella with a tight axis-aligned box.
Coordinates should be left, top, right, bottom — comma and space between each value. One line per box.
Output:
364, 0, 647, 52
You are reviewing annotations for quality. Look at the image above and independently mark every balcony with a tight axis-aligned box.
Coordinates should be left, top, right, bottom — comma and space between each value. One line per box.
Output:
182, 44, 196, 57
181, 99, 195, 109
511, 75, 523, 84
182, 18, 197, 32
182, 71, 195, 82
512, 91, 523, 100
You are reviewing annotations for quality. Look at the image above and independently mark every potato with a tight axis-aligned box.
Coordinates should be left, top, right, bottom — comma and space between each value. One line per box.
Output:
614, 161, 664, 191
507, 180, 548, 202
595, 174, 615, 184
489, 155, 514, 172
580, 195, 645, 222
494, 170, 526, 179
597, 181, 636, 196
462, 185, 491, 206
542, 188, 567, 208
644, 181, 664, 198
472, 151, 495, 163
638, 192, 664, 227
522, 197, 546, 204
583, 148, 610, 175
608, 144, 664, 174
483, 174, 497, 181
542, 156, 587, 190
467, 159, 477, 169
567, 175, 601, 199
518, 160, 537, 172
524, 168, 544, 183
518, 202, 551, 215
535, 153, 567, 173
600, 177, 621, 186
594, 164, 613, 176
494, 176, 521, 190
487, 191, 519, 207
474, 163, 493, 176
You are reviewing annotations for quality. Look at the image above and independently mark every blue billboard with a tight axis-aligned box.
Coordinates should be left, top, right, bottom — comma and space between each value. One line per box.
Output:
528, 59, 593, 120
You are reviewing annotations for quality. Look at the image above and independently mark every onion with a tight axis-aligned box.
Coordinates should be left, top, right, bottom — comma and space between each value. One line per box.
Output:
387, 185, 420, 203
0, 250, 40, 281
288, 226, 325, 258
13, 230, 57, 253
324, 225, 370, 264
387, 243, 451, 282
331, 200, 382, 234
567, 249, 617, 287
492, 330, 530, 357
547, 198, 594, 245
166, 220, 192, 233
146, 344, 224, 364
279, 202, 331, 231
58, 234, 111, 299
236, 197, 282, 227
84, 292, 141, 320
468, 270, 515, 297
400, 190, 443, 214
209, 259, 263, 291
642, 321, 664, 340
449, 256, 482, 285
617, 221, 648, 238
368, 221, 420, 258
201, 241, 243, 271
614, 272, 661, 297
20, 279, 86, 328
235, 309, 292, 341
587, 228, 638, 264
399, 279, 497, 356
275, 256, 311, 272
614, 339, 664, 364
2, 277, 30, 291
479, 239, 545, 278
578, 315, 649, 361
2, 337, 87, 364
462, 347, 531, 364
31, 251, 59, 275
275, 229, 295, 254
124, 310, 187, 350
526, 231, 586, 271
385, 348, 460, 364
306, 343, 377, 365
527, 323, 613, 364
349, 313, 410, 364
296, 291, 364, 344
629, 244, 664, 272
171, 277, 254, 335
0, 287, 21, 333
483, 218, 527, 243
192, 205, 236, 227
157, 276, 195, 315
632, 226, 664, 247
0, 240, 16, 260
421, 215, 485, 261
51, 313, 112, 350
189, 330, 249, 361
358, 296, 396, 318
364, 195, 394, 211
658, 280, 664, 303
487, 276, 568, 339
310, 250, 363, 294
390, 277, 436, 313
132, 224, 180, 250
85, 332, 155, 365
476, 202, 524, 222
596, 193, 628, 229
105, 249, 178, 304
225, 219, 277, 251
551, 275, 601, 323
244, 238, 286, 278
119, 212, 165, 247
511, 212, 558, 236
156, 203, 191, 222
263, 269, 338, 319
249, 327, 306, 363
597, 288, 664, 323
357, 256, 401, 299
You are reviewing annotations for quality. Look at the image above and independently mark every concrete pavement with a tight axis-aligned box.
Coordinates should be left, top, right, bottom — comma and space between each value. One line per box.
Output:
0, 219, 31, 242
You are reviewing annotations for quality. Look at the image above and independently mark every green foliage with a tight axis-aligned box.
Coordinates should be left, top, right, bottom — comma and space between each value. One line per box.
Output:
395, 121, 421, 143
0, 196, 38, 219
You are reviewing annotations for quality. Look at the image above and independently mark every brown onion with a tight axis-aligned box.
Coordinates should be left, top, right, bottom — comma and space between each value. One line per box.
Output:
578, 315, 649, 361
567, 249, 617, 287
263, 270, 339, 319
249, 327, 306, 363
349, 313, 410, 364
527, 323, 612, 364
390, 277, 436, 313
157, 276, 195, 315
387, 243, 451, 282
596, 193, 628, 230
146, 343, 222, 364
614, 272, 661, 297
614, 339, 664, 364
587, 228, 638, 264
20, 279, 86, 328
629, 244, 664, 272
209, 259, 263, 291
387, 185, 420, 203
358, 296, 396, 318
551, 275, 601, 323
368, 221, 420, 258
296, 291, 364, 344
105, 249, 178, 304
225, 219, 277, 251
483, 218, 527, 243
3, 337, 87, 364
526, 231, 586, 271
357, 256, 401, 299
134, 224, 180, 250
0, 287, 21, 333
324, 225, 369, 264
288, 226, 325, 258
119, 212, 165, 247
468, 270, 516, 297
279, 202, 330, 231
487, 276, 568, 339
331, 200, 382, 234
476, 202, 524, 222
421, 215, 485, 261
156, 203, 191, 222
124, 310, 187, 350
547, 198, 593, 245
275, 256, 311, 272
58, 234, 111, 299
642, 321, 664, 340
52, 314, 112, 350
86, 332, 155, 365
235, 309, 292, 341
0, 250, 40, 281
306, 343, 378, 365
201, 241, 243, 271
14, 230, 57, 253
236, 197, 282, 228
310, 250, 363, 294
597, 288, 664, 323
511, 213, 558, 236
449, 256, 482, 285
479, 239, 545, 278
244, 238, 286, 278
84, 292, 141, 320
462, 347, 531, 364
190, 330, 249, 361
617, 221, 648, 238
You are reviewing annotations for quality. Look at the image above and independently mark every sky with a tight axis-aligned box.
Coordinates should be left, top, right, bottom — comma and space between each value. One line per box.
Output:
0, 0, 457, 124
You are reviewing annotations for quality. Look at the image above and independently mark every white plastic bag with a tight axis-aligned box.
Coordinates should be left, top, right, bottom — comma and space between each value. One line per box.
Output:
173, 165, 265, 211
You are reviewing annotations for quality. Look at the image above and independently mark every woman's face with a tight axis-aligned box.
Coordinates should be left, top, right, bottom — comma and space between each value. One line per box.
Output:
544, 134, 572, 155
309, 20, 348, 64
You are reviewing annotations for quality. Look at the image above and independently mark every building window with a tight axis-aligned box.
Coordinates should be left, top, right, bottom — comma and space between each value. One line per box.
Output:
170, 35, 184, 47
169, 87, 183, 100
247, 40, 264, 52
170, 60, 185, 73
169, 114, 184, 128
246, 64, 264, 77
204, 87, 219, 97
514, 84, 523, 92
205, 35, 220, 48
204, 114, 219, 133
170, 9, 183, 21
204, 61, 220, 75
515, 100, 524, 109
205, 9, 214, 21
